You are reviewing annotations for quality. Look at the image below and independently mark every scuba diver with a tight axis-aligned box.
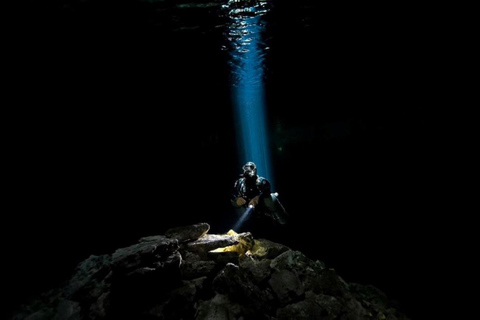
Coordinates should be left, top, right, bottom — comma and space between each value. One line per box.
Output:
231, 161, 289, 233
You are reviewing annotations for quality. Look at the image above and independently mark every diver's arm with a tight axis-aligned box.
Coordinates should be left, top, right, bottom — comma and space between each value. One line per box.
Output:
248, 196, 259, 207
234, 197, 247, 207
231, 179, 247, 208
257, 177, 271, 196
248, 177, 270, 207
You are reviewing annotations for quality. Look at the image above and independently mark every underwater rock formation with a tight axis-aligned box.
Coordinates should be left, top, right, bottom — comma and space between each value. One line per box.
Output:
11, 223, 410, 320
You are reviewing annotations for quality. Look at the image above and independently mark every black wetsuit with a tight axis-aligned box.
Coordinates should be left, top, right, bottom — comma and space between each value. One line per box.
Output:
232, 175, 270, 206
231, 175, 288, 225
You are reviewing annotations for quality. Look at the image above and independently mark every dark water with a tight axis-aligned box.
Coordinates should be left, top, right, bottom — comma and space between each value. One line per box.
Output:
5, 1, 443, 318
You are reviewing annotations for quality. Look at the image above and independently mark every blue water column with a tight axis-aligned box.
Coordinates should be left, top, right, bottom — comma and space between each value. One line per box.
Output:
227, 1, 273, 183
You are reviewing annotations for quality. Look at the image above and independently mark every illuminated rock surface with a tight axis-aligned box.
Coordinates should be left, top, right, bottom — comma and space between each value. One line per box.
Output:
11, 223, 410, 320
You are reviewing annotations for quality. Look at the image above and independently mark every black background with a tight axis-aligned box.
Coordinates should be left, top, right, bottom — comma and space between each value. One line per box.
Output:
5, 1, 456, 319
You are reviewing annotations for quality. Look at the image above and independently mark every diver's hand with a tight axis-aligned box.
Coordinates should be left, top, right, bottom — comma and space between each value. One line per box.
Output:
235, 197, 246, 206
248, 196, 259, 208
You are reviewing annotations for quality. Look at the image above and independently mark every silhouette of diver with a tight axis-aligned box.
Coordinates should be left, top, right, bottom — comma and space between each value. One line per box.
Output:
231, 162, 289, 234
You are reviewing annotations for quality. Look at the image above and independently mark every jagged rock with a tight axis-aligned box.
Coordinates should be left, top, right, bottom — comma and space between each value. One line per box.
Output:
89, 292, 110, 320
299, 260, 327, 294
111, 236, 179, 272
196, 294, 243, 320
65, 255, 111, 300
209, 230, 254, 255
115, 250, 182, 289
239, 256, 271, 283
146, 276, 209, 319
276, 291, 342, 320
230, 231, 255, 255
270, 250, 313, 272
350, 283, 410, 320
23, 310, 54, 320
185, 234, 239, 256
212, 262, 276, 315
250, 238, 290, 259
191, 276, 208, 289
146, 279, 199, 319
269, 269, 304, 304
180, 259, 217, 279
350, 283, 389, 309
207, 250, 239, 265
10, 223, 411, 320
180, 251, 223, 279
53, 300, 81, 320
317, 268, 349, 297
165, 223, 210, 243
270, 250, 320, 293
342, 296, 370, 320
182, 250, 202, 262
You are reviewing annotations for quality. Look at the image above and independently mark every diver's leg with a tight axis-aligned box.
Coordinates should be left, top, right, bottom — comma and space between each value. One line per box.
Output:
260, 193, 289, 225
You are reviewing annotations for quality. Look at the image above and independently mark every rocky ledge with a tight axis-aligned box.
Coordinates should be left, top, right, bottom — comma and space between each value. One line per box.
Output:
11, 223, 410, 320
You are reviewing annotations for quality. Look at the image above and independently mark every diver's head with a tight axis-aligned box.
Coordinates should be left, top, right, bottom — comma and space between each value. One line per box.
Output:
242, 161, 257, 179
